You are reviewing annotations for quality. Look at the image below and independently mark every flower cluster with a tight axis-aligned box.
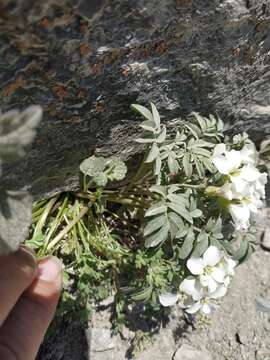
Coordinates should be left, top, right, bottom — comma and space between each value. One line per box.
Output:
159, 246, 236, 314
212, 139, 268, 230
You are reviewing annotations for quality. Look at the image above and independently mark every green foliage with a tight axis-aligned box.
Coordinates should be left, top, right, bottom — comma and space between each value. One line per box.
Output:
26, 103, 267, 333
80, 155, 127, 187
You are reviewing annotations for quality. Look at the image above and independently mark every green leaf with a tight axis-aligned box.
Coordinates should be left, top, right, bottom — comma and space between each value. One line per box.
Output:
168, 212, 185, 239
0, 106, 42, 163
107, 158, 127, 181
182, 153, 193, 177
145, 221, 170, 248
179, 229, 195, 259
154, 156, 162, 176
185, 123, 201, 139
192, 236, 209, 258
130, 286, 152, 302
135, 134, 156, 143
150, 103, 160, 128
139, 120, 156, 132
144, 215, 167, 237
168, 202, 193, 224
131, 104, 154, 122
233, 240, 250, 263
190, 209, 203, 218
191, 147, 211, 157
149, 185, 167, 198
145, 202, 167, 217
80, 156, 106, 176
157, 126, 166, 143
93, 172, 108, 187
145, 143, 159, 163
0, 190, 33, 254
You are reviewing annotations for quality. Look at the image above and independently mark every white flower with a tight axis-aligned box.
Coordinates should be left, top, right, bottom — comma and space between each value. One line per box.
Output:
212, 143, 267, 230
212, 144, 242, 176
186, 246, 226, 292
180, 277, 227, 315
159, 292, 179, 307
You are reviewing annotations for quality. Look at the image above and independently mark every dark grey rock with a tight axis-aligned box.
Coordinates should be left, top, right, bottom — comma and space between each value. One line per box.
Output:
0, 0, 270, 198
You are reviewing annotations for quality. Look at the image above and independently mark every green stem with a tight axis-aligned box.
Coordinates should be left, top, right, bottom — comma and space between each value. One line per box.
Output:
47, 202, 93, 251
33, 196, 59, 237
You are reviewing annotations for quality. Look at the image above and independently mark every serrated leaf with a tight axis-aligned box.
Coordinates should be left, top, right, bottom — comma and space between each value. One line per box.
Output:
150, 103, 160, 128
179, 229, 195, 259
107, 158, 127, 181
145, 143, 159, 163
131, 104, 154, 122
168, 202, 193, 224
192, 112, 206, 131
145, 201, 167, 217
93, 172, 108, 187
0, 106, 42, 163
145, 221, 170, 248
144, 214, 167, 237
80, 156, 106, 176
0, 190, 33, 254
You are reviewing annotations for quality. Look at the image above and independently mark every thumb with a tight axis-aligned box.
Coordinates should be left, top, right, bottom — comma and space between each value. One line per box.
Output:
0, 256, 62, 360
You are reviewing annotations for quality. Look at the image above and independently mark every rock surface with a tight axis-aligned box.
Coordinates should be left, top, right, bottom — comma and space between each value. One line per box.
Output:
173, 344, 212, 360
0, 0, 270, 198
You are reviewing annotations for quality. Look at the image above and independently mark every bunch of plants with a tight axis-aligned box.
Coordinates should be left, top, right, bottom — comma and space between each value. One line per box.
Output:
23, 103, 269, 329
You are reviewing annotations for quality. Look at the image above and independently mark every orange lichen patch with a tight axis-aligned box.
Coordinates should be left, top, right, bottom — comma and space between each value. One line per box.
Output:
155, 41, 167, 55
256, 21, 268, 32
80, 24, 88, 33
244, 46, 255, 65
94, 104, 104, 113
104, 49, 121, 65
39, 17, 50, 28
52, 84, 69, 98
2, 78, 26, 97
77, 89, 87, 98
79, 43, 92, 55
232, 47, 241, 56
92, 63, 103, 77
122, 66, 130, 77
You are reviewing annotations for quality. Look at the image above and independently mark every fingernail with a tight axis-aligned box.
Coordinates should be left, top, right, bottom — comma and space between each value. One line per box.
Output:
20, 245, 36, 258
37, 256, 62, 282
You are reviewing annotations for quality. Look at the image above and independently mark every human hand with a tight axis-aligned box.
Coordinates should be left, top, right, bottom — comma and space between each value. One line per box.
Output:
0, 246, 62, 359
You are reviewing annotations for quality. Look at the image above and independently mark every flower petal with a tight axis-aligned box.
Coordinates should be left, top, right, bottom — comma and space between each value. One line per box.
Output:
201, 303, 212, 315
159, 293, 179, 307
210, 285, 227, 299
203, 246, 221, 266
185, 301, 202, 314
179, 277, 200, 298
211, 267, 226, 283
187, 258, 205, 275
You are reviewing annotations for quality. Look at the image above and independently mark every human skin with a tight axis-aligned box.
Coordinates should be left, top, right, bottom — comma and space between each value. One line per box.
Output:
0, 246, 62, 359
